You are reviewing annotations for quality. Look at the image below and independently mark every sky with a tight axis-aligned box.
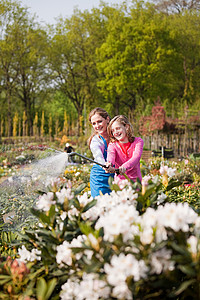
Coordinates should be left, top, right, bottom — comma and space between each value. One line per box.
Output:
20, 0, 122, 24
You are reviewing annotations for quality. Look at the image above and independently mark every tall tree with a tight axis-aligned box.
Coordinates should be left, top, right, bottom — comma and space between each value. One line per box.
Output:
48, 6, 113, 134
0, 0, 49, 135
152, 0, 200, 14
167, 11, 200, 109
14, 25, 49, 135
96, 1, 177, 119
0, 0, 26, 135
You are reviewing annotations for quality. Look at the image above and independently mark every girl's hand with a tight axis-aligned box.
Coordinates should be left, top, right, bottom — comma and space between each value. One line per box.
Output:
104, 162, 115, 173
119, 166, 126, 174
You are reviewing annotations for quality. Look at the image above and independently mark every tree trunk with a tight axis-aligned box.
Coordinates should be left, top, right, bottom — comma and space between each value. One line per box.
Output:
6, 90, 12, 137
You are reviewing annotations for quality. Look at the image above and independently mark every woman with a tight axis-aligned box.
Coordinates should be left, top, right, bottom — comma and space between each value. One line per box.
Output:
88, 107, 114, 198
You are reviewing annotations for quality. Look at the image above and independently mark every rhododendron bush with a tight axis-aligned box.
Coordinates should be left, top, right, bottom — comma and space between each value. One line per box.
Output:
0, 164, 200, 299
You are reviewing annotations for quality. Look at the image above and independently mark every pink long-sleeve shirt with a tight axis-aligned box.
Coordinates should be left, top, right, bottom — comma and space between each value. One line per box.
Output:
107, 137, 144, 182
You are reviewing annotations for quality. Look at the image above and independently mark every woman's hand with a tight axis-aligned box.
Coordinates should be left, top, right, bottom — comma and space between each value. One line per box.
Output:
104, 162, 116, 173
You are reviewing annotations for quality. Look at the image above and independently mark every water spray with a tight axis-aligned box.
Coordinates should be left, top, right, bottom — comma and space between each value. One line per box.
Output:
44, 147, 119, 173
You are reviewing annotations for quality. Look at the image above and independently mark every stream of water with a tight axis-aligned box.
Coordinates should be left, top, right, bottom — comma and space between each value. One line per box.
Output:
0, 151, 69, 230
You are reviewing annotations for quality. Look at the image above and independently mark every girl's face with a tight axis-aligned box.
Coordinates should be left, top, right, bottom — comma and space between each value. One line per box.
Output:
111, 121, 129, 143
91, 113, 109, 135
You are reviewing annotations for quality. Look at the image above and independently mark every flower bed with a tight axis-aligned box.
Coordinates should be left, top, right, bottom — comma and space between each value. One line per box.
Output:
0, 150, 200, 299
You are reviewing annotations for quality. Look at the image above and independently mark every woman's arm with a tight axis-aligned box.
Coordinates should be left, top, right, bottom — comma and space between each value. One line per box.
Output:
121, 138, 144, 170
90, 136, 106, 165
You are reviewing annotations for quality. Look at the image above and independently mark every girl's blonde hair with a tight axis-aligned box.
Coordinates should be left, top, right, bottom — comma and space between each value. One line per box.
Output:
88, 107, 111, 146
108, 115, 135, 143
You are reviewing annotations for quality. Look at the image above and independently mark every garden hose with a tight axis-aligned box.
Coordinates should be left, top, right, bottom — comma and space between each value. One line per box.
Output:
68, 152, 120, 175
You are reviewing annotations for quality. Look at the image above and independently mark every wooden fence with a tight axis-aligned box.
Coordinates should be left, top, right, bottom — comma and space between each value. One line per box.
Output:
142, 127, 200, 158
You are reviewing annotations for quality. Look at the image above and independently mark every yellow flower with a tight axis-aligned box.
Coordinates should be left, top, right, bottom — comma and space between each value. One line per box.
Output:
142, 185, 146, 196
162, 174, 168, 187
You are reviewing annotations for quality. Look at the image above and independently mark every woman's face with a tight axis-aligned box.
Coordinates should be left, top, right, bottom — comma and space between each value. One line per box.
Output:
90, 113, 109, 135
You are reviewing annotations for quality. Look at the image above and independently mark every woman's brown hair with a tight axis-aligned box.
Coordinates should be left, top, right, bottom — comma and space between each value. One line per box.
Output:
88, 107, 111, 146
107, 115, 135, 143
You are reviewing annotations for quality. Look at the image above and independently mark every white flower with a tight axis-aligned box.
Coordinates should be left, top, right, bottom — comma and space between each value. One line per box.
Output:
18, 245, 41, 263
140, 227, 154, 245
140, 207, 157, 228
112, 177, 131, 189
142, 175, 151, 186
60, 211, 67, 220
70, 235, 87, 260
56, 241, 72, 267
68, 205, 79, 219
139, 203, 198, 244
159, 165, 168, 175
159, 165, 176, 178
157, 192, 167, 204
30, 248, 42, 261
60, 278, 79, 300
18, 245, 31, 262
95, 204, 139, 242
105, 253, 148, 297
70, 235, 87, 247
77, 192, 92, 207
77, 273, 110, 300
167, 167, 176, 177
194, 217, 200, 235
36, 192, 55, 211
61, 274, 110, 300
157, 202, 198, 232
187, 235, 198, 255
56, 188, 74, 204
116, 186, 138, 203
150, 248, 175, 274
155, 226, 168, 243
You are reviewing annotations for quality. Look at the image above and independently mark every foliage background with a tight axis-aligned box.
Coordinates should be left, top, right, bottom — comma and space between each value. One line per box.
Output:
1, 0, 200, 137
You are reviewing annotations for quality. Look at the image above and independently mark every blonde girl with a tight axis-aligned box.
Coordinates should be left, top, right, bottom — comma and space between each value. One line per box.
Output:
106, 115, 144, 182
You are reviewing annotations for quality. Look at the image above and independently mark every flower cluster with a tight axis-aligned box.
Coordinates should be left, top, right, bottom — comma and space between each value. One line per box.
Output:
7, 161, 199, 299
18, 245, 41, 263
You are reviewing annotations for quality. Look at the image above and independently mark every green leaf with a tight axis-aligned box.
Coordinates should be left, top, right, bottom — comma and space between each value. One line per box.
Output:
0, 275, 11, 280
171, 242, 190, 255
174, 279, 196, 295
0, 276, 11, 285
24, 230, 37, 240
36, 277, 47, 300
28, 266, 46, 280
166, 180, 182, 191
79, 222, 93, 235
74, 183, 86, 195
30, 208, 50, 224
45, 278, 57, 300
48, 205, 56, 221
82, 199, 97, 213
71, 198, 81, 209
178, 265, 196, 276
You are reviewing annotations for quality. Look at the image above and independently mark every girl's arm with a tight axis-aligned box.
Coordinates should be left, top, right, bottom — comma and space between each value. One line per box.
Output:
104, 143, 117, 173
90, 136, 106, 165
121, 138, 144, 170
107, 143, 116, 166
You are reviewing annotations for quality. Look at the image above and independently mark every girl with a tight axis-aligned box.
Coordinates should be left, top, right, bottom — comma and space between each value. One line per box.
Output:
88, 107, 114, 198
106, 115, 144, 182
